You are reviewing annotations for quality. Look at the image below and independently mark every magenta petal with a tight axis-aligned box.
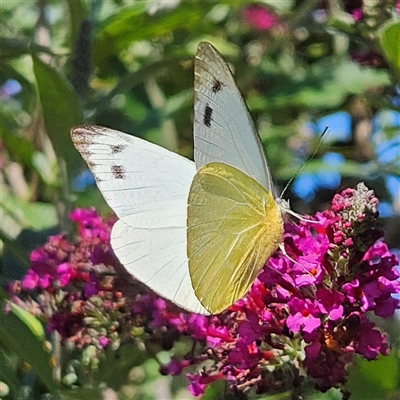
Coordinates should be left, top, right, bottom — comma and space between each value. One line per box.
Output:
21, 270, 39, 290
302, 315, 321, 333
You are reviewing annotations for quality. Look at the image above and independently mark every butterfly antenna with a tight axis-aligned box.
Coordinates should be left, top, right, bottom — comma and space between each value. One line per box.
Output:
280, 126, 330, 199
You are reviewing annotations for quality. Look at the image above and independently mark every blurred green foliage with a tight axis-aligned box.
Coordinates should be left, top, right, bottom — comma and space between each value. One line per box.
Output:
1, 0, 399, 399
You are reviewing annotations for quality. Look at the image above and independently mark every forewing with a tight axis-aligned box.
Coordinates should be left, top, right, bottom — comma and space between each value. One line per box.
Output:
194, 42, 273, 193
71, 125, 208, 314
187, 162, 283, 314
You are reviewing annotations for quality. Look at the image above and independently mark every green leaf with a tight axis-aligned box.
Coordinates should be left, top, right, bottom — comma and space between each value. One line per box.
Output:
0, 348, 22, 398
96, 57, 182, 111
8, 302, 45, 339
0, 37, 54, 59
66, 0, 88, 50
93, 3, 211, 63
347, 354, 399, 399
164, 88, 192, 118
59, 387, 102, 400
379, 20, 400, 73
1, 127, 36, 169
0, 305, 58, 394
32, 55, 84, 179
200, 380, 226, 400
0, 188, 58, 232
250, 60, 390, 111
327, 11, 356, 34
0, 228, 30, 270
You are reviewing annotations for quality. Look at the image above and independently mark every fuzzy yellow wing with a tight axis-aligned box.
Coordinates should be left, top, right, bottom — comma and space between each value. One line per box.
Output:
187, 162, 283, 314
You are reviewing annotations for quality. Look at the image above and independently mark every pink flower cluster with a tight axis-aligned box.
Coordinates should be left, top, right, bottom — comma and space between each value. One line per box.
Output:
6, 184, 399, 397
242, 5, 280, 30
6, 209, 204, 368
161, 184, 400, 395
8, 209, 128, 350
21, 209, 116, 293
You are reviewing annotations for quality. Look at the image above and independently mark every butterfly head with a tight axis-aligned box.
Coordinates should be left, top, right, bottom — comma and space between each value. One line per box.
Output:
275, 197, 291, 215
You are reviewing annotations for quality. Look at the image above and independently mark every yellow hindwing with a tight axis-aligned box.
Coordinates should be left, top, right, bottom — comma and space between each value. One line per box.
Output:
187, 162, 283, 314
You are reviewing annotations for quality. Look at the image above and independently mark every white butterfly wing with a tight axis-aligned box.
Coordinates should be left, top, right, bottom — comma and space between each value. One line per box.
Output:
71, 125, 209, 315
194, 42, 273, 193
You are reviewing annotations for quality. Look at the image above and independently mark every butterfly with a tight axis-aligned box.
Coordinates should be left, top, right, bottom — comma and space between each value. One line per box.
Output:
71, 42, 290, 315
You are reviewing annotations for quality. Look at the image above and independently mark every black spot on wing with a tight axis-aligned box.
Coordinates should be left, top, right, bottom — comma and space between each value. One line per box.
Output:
211, 79, 223, 93
203, 105, 213, 128
111, 165, 126, 179
111, 144, 126, 154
